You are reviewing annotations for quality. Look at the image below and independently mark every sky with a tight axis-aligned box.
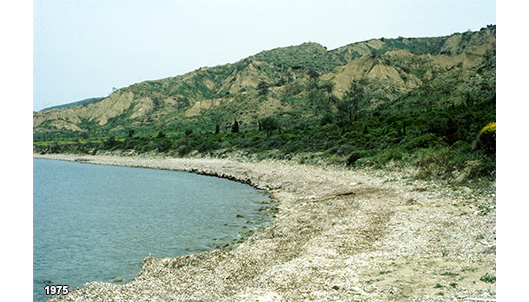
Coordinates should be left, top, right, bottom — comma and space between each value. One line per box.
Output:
32, 0, 496, 111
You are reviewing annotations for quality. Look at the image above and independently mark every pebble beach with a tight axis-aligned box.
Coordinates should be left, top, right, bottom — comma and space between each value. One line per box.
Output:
35, 153, 496, 302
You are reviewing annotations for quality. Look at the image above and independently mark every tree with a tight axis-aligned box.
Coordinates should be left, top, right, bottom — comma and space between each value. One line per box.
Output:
231, 119, 239, 133
104, 135, 117, 148
321, 81, 334, 98
308, 88, 326, 115
337, 81, 365, 124
320, 80, 335, 112
175, 96, 190, 109
257, 80, 269, 96
108, 87, 118, 96
307, 69, 320, 89
260, 116, 279, 137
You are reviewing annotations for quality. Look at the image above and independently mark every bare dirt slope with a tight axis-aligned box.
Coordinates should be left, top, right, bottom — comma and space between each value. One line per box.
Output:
38, 154, 495, 302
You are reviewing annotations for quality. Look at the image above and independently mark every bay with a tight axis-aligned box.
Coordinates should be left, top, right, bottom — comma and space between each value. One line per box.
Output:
33, 158, 272, 301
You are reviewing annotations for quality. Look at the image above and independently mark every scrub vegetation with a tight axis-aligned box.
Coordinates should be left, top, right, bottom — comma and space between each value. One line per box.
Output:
34, 25, 496, 186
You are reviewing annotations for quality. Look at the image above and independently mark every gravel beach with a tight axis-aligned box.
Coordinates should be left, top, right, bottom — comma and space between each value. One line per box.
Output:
35, 153, 496, 302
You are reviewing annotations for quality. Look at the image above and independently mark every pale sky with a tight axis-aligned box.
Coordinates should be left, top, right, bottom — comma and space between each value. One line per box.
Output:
33, 0, 496, 111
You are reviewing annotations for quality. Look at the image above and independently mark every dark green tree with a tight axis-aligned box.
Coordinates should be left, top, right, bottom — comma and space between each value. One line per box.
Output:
257, 80, 269, 96
231, 119, 239, 133
307, 69, 320, 89
308, 88, 326, 115
320, 80, 336, 113
104, 135, 117, 148
260, 116, 279, 137
337, 81, 365, 124
321, 81, 334, 101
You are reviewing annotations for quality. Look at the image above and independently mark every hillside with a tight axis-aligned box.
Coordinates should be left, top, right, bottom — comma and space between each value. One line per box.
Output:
34, 26, 495, 134
33, 25, 496, 183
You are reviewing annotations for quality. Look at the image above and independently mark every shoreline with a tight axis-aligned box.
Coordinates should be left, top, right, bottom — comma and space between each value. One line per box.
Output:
37, 153, 496, 301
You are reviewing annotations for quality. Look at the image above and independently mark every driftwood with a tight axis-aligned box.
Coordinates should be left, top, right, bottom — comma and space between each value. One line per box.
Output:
311, 191, 355, 202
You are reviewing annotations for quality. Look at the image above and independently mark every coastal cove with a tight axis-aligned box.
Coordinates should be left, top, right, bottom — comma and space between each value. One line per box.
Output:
33, 156, 274, 302
35, 153, 496, 302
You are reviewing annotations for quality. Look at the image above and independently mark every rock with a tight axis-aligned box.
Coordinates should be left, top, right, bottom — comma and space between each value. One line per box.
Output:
236, 214, 244, 218
113, 277, 123, 283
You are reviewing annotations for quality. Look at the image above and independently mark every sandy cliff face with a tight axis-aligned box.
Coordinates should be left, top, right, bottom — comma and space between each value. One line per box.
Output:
34, 91, 150, 130
83, 91, 134, 125
33, 108, 82, 128
321, 55, 421, 99
34, 91, 135, 129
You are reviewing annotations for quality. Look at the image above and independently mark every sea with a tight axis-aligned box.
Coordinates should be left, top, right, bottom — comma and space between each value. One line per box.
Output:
33, 158, 273, 301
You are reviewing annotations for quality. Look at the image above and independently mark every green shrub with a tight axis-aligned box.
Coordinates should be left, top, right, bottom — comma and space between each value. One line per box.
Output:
177, 145, 192, 156
281, 142, 301, 154
104, 136, 117, 148
415, 147, 454, 178
414, 147, 480, 181
346, 150, 366, 166
325, 145, 339, 154
320, 113, 334, 126
480, 273, 496, 283
375, 148, 404, 168
405, 133, 444, 150
336, 144, 355, 156
451, 140, 472, 153
197, 143, 214, 153
50, 142, 60, 153
156, 131, 166, 138
468, 156, 496, 179
156, 138, 173, 152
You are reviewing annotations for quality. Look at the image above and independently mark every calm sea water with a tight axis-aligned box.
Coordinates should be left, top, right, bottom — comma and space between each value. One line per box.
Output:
33, 158, 272, 301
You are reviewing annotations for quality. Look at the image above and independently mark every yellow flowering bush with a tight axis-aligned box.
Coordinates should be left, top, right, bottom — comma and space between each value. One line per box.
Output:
477, 122, 496, 156
480, 122, 496, 135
